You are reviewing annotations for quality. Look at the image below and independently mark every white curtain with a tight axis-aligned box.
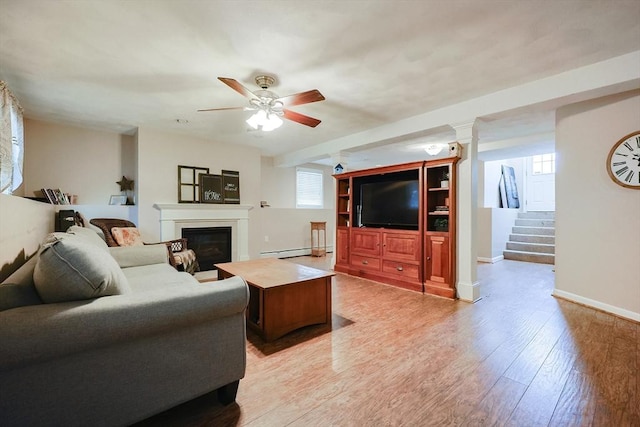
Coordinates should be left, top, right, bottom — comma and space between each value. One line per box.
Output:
0, 80, 24, 194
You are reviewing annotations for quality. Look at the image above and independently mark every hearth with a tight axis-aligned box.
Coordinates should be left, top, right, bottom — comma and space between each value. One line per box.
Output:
182, 227, 232, 271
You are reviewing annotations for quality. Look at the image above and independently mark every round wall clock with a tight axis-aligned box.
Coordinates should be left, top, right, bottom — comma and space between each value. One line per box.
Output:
606, 130, 640, 189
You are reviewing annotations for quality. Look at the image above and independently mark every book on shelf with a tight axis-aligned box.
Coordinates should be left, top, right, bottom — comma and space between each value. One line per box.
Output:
41, 188, 70, 204
42, 188, 54, 204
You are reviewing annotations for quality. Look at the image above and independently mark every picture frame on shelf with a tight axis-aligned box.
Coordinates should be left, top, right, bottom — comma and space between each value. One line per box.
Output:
199, 174, 224, 204
109, 195, 128, 205
178, 165, 210, 203
222, 170, 240, 204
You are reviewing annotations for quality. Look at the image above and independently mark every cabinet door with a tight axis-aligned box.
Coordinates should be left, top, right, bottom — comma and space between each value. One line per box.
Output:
425, 234, 450, 284
382, 232, 420, 262
336, 228, 349, 265
351, 229, 381, 256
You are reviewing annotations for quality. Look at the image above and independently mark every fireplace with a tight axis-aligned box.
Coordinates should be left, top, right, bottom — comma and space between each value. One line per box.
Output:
153, 203, 252, 266
182, 227, 232, 271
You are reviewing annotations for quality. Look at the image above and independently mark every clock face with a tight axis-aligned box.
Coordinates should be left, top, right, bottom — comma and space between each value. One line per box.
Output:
607, 131, 640, 189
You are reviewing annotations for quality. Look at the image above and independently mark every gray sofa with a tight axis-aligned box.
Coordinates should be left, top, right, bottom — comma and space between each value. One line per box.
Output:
0, 226, 250, 426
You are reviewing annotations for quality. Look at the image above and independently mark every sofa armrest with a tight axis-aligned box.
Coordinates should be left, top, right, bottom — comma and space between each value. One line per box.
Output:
109, 244, 170, 268
0, 276, 249, 371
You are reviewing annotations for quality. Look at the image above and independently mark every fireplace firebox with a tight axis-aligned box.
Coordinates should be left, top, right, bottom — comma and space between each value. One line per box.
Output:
182, 227, 232, 271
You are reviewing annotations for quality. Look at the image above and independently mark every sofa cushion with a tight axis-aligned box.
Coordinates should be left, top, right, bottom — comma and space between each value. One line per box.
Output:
33, 235, 130, 303
109, 244, 170, 268
123, 263, 198, 292
111, 227, 144, 246
0, 256, 43, 311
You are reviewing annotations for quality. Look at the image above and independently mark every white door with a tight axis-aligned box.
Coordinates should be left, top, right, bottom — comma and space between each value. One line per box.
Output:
526, 153, 555, 211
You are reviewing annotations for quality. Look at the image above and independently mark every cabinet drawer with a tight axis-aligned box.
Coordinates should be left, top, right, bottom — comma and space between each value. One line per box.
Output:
350, 254, 380, 271
382, 260, 420, 281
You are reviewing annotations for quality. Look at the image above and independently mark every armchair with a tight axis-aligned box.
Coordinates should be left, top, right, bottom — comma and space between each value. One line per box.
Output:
89, 218, 199, 274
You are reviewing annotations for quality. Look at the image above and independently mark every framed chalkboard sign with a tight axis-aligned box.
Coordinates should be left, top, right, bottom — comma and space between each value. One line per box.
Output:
199, 174, 224, 204
222, 170, 240, 204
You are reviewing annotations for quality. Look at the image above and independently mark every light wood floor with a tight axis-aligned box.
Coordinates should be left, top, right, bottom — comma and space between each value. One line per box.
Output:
136, 257, 639, 426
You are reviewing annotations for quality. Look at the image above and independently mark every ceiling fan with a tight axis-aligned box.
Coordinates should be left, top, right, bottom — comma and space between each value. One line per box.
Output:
198, 76, 325, 131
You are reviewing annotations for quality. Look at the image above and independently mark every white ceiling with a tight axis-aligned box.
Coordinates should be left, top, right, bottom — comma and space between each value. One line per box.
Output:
1, 0, 639, 169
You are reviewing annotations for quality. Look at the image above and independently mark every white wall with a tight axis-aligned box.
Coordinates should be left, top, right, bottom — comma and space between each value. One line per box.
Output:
24, 119, 135, 205
135, 127, 262, 257
259, 157, 335, 256
19, 120, 337, 262
477, 207, 519, 263
477, 158, 522, 262
555, 89, 640, 321
0, 194, 53, 281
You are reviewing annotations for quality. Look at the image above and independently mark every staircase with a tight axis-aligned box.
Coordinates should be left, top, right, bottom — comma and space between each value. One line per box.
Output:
503, 211, 555, 264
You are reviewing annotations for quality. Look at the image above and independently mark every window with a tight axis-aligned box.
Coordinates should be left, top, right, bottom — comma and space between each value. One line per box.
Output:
296, 167, 323, 208
0, 81, 24, 195
531, 153, 555, 175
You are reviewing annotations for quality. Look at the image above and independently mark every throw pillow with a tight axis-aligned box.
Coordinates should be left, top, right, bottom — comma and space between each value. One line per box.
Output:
111, 227, 144, 247
33, 235, 130, 303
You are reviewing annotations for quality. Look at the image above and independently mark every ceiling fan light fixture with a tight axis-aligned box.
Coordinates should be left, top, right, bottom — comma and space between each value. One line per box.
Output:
255, 75, 275, 89
201, 76, 323, 129
246, 109, 283, 131
246, 112, 260, 130
261, 114, 283, 132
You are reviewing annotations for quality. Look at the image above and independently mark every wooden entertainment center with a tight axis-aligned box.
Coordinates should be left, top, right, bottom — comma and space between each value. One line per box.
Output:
334, 154, 460, 298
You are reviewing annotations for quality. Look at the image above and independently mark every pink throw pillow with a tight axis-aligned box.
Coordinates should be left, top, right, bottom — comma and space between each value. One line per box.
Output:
111, 227, 144, 247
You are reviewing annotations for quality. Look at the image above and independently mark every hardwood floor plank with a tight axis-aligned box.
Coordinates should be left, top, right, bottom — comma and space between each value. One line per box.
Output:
132, 258, 637, 427
461, 376, 528, 426
506, 346, 577, 426
503, 310, 567, 385
548, 369, 596, 427
592, 333, 639, 426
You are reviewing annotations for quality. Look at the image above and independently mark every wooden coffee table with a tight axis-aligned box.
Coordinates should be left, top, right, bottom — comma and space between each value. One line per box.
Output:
215, 258, 334, 341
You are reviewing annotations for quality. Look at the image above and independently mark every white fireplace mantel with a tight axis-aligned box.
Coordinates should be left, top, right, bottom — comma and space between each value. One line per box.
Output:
153, 204, 253, 262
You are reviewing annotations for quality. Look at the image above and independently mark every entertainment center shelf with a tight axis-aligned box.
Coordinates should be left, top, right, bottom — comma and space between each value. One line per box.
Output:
334, 155, 459, 298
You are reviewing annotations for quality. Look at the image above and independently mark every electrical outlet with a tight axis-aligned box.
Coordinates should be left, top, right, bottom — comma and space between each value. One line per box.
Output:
264, 235, 269, 242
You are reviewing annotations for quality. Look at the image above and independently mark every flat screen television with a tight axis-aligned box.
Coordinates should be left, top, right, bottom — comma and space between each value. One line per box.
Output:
359, 180, 419, 229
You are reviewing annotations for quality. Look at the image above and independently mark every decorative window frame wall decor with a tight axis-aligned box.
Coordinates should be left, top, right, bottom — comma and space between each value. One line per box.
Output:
178, 165, 209, 203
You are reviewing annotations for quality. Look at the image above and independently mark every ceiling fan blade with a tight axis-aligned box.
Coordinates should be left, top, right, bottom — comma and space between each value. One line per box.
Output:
197, 106, 246, 112
278, 89, 325, 107
218, 77, 260, 100
283, 109, 322, 128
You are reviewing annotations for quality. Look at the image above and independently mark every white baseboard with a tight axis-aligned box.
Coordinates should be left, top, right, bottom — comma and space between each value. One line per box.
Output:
552, 289, 640, 322
457, 280, 481, 303
260, 246, 334, 259
478, 255, 504, 263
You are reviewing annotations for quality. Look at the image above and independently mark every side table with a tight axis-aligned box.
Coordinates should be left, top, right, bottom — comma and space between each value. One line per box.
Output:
310, 221, 327, 257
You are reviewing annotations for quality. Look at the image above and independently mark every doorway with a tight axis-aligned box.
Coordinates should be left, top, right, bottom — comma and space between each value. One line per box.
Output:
526, 153, 555, 212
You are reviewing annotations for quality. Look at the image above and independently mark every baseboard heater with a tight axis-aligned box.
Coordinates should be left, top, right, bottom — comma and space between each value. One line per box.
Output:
260, 246, 334, 259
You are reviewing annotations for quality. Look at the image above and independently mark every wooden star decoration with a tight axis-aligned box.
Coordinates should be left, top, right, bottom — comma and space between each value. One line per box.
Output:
116, 176, 134, 191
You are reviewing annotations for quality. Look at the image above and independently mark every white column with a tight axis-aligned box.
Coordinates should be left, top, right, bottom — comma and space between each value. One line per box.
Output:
452, 120, 481, 302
